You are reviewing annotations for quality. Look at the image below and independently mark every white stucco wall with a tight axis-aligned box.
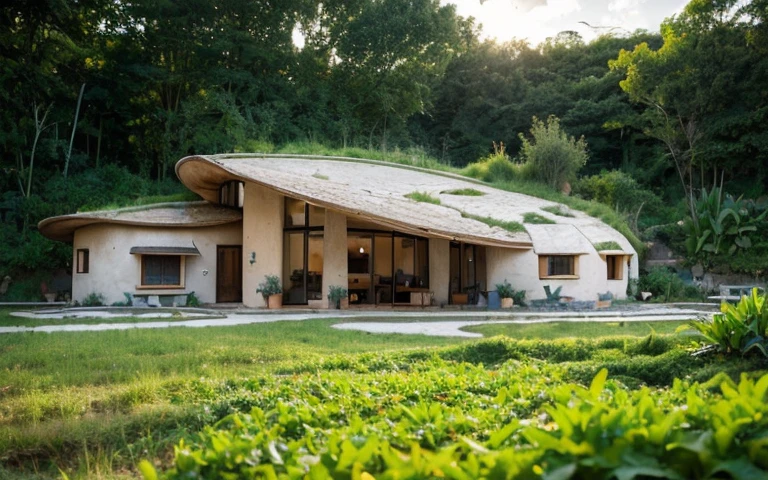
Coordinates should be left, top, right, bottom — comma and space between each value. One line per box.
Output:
429, 238, 450, 306
242, 182, 284, 307
322, 210, 348, 308
486, 247, 630, 302
71, 222, 242, 305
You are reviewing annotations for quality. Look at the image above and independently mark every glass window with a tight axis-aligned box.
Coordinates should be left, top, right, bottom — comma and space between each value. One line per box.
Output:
308, 204, 325, 227
285, 198, 306, 227
283, 232, 306, 304
218, 181, 244, 208
76, 249, 89, 274
307, 232, 324, 300
141, 256, 181, 286
547, 256, 575, 276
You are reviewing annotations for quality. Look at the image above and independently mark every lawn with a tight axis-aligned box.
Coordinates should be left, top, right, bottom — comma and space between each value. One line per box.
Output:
461, 320, 689, 338
1, 310, 766, 479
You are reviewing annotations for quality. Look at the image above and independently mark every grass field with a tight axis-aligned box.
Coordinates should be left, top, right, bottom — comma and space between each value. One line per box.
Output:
1, 310, 765, 479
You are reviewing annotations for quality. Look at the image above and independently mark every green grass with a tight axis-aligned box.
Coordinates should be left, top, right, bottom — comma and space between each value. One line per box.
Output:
460, 211, 526, 233
2, 307, 764, 479
541, 204, 574, 217
462, 320, 689, 339
404, 191, 441, 205
523, 212, 556, 224
440, 188, 485, 196
593, 240, 623, 251
77, 192, 201, 213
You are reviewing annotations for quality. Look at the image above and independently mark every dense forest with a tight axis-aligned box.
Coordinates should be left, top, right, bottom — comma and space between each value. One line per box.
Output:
2, 0, 768, 299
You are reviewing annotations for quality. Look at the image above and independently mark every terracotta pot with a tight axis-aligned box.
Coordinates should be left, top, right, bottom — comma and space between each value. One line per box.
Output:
501, 297, 514, 309
268, 293, 283, 309
452, 293, 468, 305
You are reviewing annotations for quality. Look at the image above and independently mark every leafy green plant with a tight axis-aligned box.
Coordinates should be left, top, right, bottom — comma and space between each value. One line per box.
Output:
689, 288, 768, 357
495, 279, 514, 298
685, 187, 766, 263
111, 292, 134, 307
523, 212, 555, 224
327, 285, 348, 308
256, 275, 282, 301
81, 292, 105, 307
186, 292, 201, 308
404, 191, 441, 205
541, 205, 574, 217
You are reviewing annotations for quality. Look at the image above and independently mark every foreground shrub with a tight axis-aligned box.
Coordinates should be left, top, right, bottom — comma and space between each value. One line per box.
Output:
690, 288, 768, 357
142, 368, 768, 479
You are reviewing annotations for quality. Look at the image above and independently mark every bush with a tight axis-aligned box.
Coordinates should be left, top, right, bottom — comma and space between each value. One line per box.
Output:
81, 292, 105, 306
461, 151, 519, 183
574, 170, 671, 229
637, 267, 686, 300
518, 115, 587, 190
689, 288, 768, 357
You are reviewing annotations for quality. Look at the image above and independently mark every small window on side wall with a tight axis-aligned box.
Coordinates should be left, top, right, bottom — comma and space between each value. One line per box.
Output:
607, 255, 624, 280
76, 249, 89, 274
538, 255, 578, 279
218, 181, 244, 208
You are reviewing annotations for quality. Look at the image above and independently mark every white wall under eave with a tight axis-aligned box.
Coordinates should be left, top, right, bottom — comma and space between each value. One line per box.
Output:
242, 183, 284, 307
321, 210, 348, 308
71, 222, 242, 305
486, 247, 629, 302
429, 238, 450, 306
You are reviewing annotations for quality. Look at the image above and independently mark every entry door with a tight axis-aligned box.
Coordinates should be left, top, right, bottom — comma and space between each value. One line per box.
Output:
217, 246, 242, 303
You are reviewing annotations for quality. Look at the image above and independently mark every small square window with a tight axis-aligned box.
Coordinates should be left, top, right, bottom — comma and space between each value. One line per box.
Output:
538, 255, 578, 279
76, 249, 89, 274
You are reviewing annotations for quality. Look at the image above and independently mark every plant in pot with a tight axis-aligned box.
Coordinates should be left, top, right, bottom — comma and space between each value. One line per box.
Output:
496, 279, 515, 308
256, 275, 283, 309
328, 285, 348, 309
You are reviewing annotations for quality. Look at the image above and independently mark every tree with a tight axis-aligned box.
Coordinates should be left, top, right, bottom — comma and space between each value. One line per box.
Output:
519, 116, 588, 190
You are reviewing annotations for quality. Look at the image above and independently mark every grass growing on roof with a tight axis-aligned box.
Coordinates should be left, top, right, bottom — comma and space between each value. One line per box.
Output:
593, 241, 623, 251
404, 191, 441, 205
234, 140, 644, 254
441, 188, 485, 196
77, 191, 201, 212
523, 212, 556, 224
460, 211, 525, 233
541, 204, 574, 217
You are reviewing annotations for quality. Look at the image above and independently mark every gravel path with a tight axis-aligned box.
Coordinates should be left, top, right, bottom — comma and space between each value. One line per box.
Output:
1, 307, 706, 335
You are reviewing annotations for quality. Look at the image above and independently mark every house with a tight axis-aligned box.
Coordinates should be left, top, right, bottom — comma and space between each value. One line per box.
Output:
38, 154, 638, 308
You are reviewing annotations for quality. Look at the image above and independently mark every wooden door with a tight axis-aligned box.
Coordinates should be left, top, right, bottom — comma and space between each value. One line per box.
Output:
217, 246, 242, 303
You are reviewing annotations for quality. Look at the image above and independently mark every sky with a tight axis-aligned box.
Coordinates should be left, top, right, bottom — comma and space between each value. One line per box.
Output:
447, 0, 690, 45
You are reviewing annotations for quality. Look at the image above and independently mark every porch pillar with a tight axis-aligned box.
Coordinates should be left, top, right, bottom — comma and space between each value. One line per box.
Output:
429, 238, 450, 306
242, 183, 283, 307
321, 210, 348, 308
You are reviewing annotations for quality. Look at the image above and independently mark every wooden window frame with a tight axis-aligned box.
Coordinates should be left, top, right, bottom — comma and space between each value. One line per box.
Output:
538, 255, 579, 280
137, 255, 186, 289
76, 249, 89, 274
606, 255, 624, 280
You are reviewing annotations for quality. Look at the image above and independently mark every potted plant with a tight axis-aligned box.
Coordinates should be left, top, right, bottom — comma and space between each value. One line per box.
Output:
256, 275, 283, 309
41, 281, 56, 303
496, 279, 515, 308
328, 285, 348, 309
